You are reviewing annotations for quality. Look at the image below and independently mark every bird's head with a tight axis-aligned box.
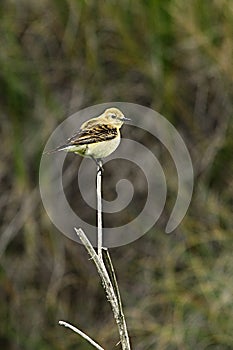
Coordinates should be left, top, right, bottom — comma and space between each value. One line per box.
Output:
102, 108, 131, 126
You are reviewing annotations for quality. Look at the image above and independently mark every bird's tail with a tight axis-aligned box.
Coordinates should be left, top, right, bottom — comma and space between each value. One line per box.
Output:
43, 144, 68, 155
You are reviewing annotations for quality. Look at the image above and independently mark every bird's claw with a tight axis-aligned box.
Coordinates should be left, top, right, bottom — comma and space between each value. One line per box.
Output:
97, 162, 104, 174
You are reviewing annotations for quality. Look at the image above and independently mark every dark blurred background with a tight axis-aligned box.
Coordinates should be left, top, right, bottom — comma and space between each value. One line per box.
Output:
1, 1, 233, 349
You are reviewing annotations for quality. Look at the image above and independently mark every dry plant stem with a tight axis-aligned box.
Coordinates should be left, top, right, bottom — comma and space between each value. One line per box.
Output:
103, 250, 126, 328
58, 320, 104, 350
75, 228, 131, 350
97, 162, 103, 258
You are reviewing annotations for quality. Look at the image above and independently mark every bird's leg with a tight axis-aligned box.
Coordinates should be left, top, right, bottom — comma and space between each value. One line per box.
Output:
91, 156, 104, 174
96, 159, 104, 174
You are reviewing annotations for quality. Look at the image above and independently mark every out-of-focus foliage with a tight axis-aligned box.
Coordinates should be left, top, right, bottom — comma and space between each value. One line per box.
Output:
0, 0, 233, 349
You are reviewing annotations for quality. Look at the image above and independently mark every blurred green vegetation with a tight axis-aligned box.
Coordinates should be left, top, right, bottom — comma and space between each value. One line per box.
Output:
0, 0, 233, 349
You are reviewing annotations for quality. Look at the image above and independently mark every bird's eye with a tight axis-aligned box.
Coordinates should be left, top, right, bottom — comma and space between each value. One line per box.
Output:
110, 114, 117, 119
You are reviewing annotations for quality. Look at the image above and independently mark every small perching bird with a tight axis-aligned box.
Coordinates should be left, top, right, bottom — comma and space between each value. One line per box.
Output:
45, 107, 130, 169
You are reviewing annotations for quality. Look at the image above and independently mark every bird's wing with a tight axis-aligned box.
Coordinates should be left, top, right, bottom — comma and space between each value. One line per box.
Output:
66, 124, 118, 146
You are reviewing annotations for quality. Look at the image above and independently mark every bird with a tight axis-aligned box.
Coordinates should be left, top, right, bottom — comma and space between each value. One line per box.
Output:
45, 107, 130, 171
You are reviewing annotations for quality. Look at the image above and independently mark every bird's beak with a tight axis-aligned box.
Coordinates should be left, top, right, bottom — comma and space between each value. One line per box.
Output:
121, 117, 131, 122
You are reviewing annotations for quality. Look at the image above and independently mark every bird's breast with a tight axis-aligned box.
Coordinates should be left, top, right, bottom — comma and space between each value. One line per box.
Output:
86, 135, 121, 158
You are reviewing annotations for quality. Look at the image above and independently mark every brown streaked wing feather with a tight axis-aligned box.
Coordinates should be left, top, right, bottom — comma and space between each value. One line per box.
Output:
66, 124, 118, 146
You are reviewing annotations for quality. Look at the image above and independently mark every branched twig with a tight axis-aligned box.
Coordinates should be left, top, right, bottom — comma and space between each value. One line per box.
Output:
60, 161, 131, 349
58, 320, 104, 350
103, 250, 126, 328
75, 228, 131, 350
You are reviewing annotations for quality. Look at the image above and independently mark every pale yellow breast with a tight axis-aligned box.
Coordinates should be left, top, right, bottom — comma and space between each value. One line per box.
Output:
86, 134, 121, 159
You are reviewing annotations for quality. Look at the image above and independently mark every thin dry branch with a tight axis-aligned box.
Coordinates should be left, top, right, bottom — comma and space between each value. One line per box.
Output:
75, 228, 131, 350
97, 163, 103, 258
58, 320, 104, 350
60, 162, 131, 349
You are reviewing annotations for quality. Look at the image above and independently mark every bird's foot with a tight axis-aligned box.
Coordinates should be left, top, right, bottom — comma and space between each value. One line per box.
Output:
91, 157, 104, 174
97, 160, 104, 174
